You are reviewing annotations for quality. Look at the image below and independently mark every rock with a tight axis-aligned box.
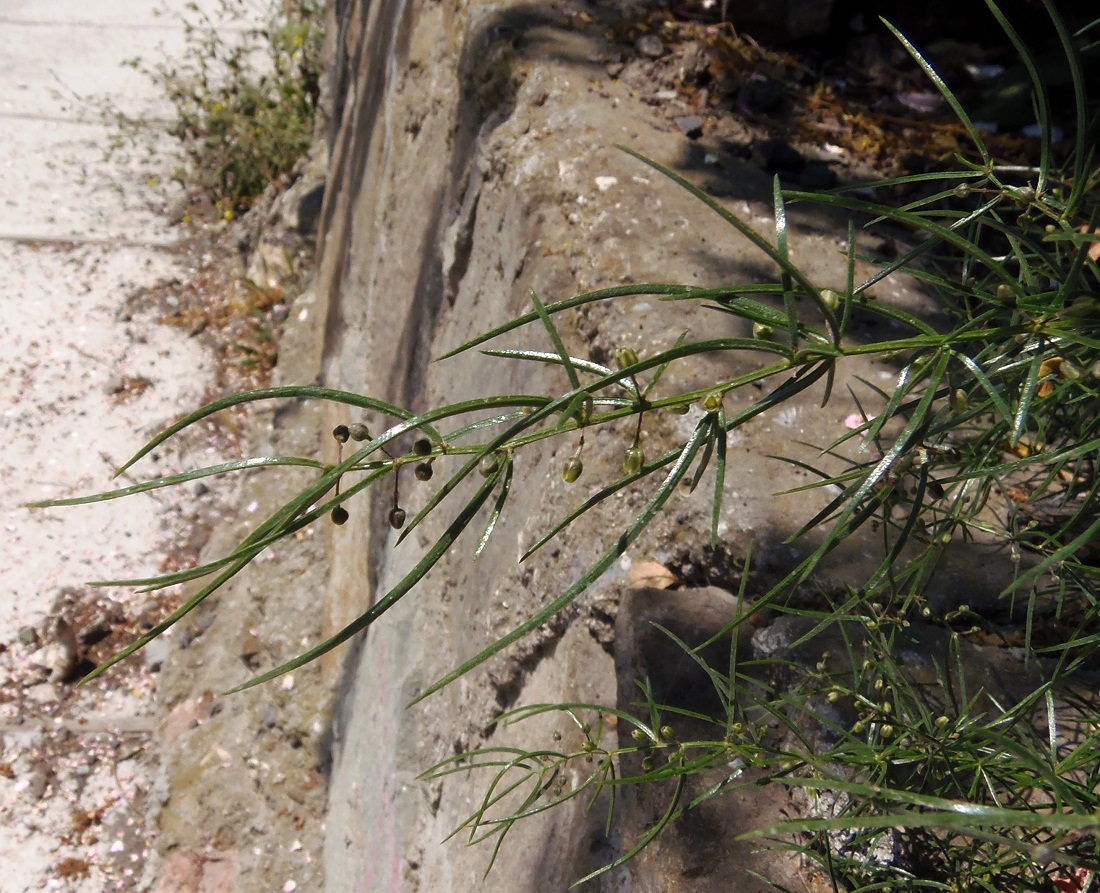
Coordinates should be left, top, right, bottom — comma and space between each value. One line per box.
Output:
246, 240, 293, 290
270, 302, 290, 324
238, 630, 262, 666
27, 617, 78, 683
674, 115, 704, 139
294, 184, 325, 236
605, 61, 624, 79
677, 42, 711, 86
635, 34, 665, 59
103, 373, 126, 396
162, 691, 214, 749
24, 767, 50, 800
144, 636, 169, 673
616, 586, 750, 715
751, 614, 1055, 723
76, 615, 113, 647
273, 174, 326, 237
24, 682, 60, 705
152, 850, 202, 893
17, 626, 39, 648
267, 2, 1002, 889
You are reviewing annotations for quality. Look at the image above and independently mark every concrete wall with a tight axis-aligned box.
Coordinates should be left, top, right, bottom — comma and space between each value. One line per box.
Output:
303, 2, 992, 890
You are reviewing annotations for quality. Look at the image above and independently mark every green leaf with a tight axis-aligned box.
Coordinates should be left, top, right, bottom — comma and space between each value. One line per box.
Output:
881, 18, 990, 163
529, 289, 582, 394
774, 175, 798, 348
571, 775, 686, 887
643, 330, 688, 399
27, 456, 323, 508
224, 465, 504, 694
619, 147, 841, 343
411, 415, 716, 705
474, 457, 513, 558
113, 385, 441, 477
985, 0, 1053, 193
711, 411, 727, 550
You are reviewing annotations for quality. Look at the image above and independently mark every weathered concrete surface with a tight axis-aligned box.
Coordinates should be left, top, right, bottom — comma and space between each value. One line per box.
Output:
174, 1, 1067, 891
304, 1, 943, 890
113, 2, 1096, 891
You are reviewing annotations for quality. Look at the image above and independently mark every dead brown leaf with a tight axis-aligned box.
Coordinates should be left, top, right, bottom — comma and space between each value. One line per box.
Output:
627, 560, 678, 590
1080, 224, 1100, 262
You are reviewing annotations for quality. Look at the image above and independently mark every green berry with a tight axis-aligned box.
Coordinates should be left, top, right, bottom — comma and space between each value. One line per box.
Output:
479, 452, 502, 477
623, 446, 644, 476
615, 347, 639, 370
1060, 358, 1082, 381
562, 455, 583, 483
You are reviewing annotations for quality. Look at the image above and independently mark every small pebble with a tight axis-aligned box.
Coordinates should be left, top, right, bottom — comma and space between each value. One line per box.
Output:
674, 116, 703, 139
144, 636, 169, 673
738, 76, 783, 113
635, 34, 665, 59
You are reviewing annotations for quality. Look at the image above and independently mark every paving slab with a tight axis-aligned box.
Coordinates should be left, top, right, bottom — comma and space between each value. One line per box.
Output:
0, 121, 179, 242
0, 20, 180, 121
0, 1, 248, 890
1, 241, 213, 635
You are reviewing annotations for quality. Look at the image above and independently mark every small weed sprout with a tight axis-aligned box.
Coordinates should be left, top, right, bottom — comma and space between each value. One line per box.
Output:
112, 0, 324, 217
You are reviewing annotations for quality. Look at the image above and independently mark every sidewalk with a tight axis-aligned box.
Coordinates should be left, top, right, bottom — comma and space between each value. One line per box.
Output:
0, 2, 246, 889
